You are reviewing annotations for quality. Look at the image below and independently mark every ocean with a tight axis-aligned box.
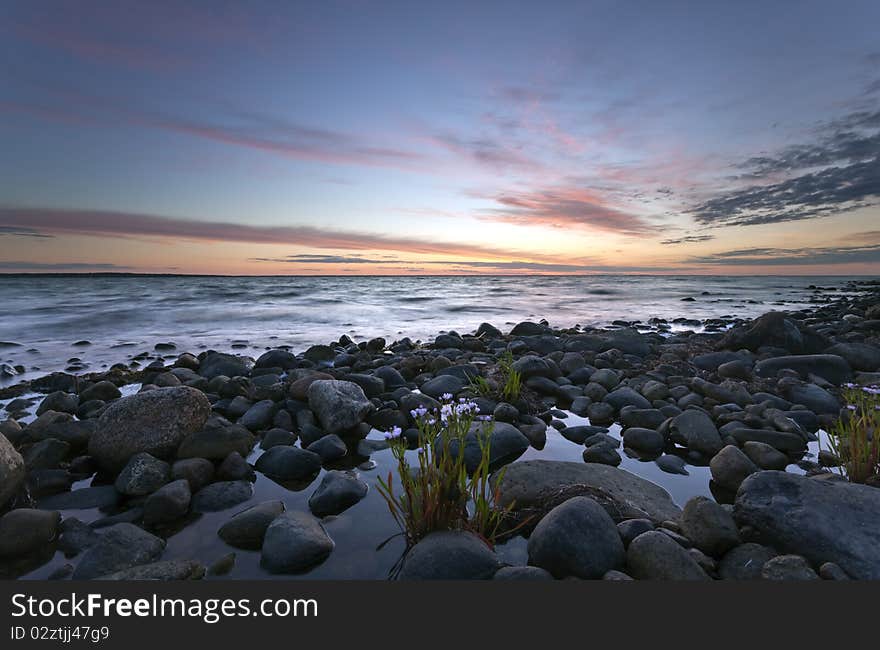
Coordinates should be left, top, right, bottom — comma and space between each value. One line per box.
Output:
0, 274, 870, 385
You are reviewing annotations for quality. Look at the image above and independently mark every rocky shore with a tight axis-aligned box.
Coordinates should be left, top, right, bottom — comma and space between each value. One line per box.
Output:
1, 279, 879, 580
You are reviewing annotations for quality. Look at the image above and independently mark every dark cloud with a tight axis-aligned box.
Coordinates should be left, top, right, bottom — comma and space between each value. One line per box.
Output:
0, 226, 53, 238
690, 242, 880, 266
480, 187, 656, 235
689, 106, 880, 228
0, 206, 541, 260
661, 234, 714, 245
250, 255, 676, 273
0, 261, 125, 271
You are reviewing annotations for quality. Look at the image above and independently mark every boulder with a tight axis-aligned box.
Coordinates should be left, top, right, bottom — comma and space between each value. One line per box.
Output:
88, 387, 211, 471
307, 380, 373, 434
199, 353, 254, 379
0, 509, 60, 557
218, 500, 285, 549
626, 531, 710, 580
71, 523, 166, 580
398, 531, 500, 580
717, 311, 828, 354
445, 421, 529, 474
734, 471, 880, 579
191, 481, 254, 512
680, 496, 740, 557
255, 446, 322, 481
527, 496, 624, 579
754, 354, 852, 384
142, 479, 191, 527
261, 511, 334, 574
670, 410, 723, 456
114, 453, 171, 496
0, 434, 25, 507
710, 445, 758, 492
308, 470, 368, 517
495, 460, 681, 523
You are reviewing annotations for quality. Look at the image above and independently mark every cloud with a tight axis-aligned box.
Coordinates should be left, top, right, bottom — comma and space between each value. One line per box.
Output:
660, 234, 714, 245
251, 254, 676, 274
0, 206, 542, 261
0, 261, 126, 271
480, 187, 656, 235
690, 108, 880, 227
0, 226, 53, 238
0, 88, 426, 171
689, 243, 880, 266
429, 132, 542, 173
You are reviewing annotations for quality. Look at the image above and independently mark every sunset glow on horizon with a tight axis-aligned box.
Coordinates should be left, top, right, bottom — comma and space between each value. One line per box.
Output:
1, 1, 879, 276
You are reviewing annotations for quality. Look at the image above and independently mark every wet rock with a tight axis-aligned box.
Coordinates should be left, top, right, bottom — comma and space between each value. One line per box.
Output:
260, 428, 297, 449
670, 410, 723, 456
560, 424, 607, 444
718, 542, 776, 580
583, 443, 622, 466
80, 380, 122, 403
761, 554, 819, 580
199, 353, 254, 379
255, 349, 298, 370
98, 559, 204, 581
620, 408, 666, 430
717, 311, 828, 354
778, 379, 840, 415
622, 427, 665, 455
143, 479, 191, 527
58, 518, 98, 557
493, 566, 554, 580
0, 509, 60, 557
72, 523, 166, 580
604, 387, 651, 411
496, 460, 682, 522
617, 518, 654, 547
39, 485, 120, 511
36, 391, 79, 416
306, 434, 348, 462
398, 531, 499, 580
208, 552, 236, 576
114, 453, 171, 496
216, 451, 254, 482
527, 496, 625, 579
734, 471, 880, 579
240, 400, 275, 431
255, 446, 322, 481
191, 481, 254, 512
755, 354, 852, 385
218, 500, 285, 550
742, 441, 790, 470
23, 438, 70, 470
446, 421, 529, 474
88, 386, 211, 471
729, 428, 806, 453
171, 458, 215, 492
825, 342, 880, 372
710, 445, 758, 492
680, 496, 740, 557
261, 511, 334, 574
308, 470, 368, 517
626, 531, 710, 580
586, 401, 615, 425
655, 454, 689, 475
177, 423, 255, 461
307, 380, 373, 434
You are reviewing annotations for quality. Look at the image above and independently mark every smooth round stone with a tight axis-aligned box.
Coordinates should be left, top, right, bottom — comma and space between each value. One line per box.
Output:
191, 481, 254, 512
260, 511, 334, 574
0, 509, 60, 557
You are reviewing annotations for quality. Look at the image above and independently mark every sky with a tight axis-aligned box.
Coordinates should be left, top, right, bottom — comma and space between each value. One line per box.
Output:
0, 0, 879, 275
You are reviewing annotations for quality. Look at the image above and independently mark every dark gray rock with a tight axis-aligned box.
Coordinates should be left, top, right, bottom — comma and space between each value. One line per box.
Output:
199, 353, 254, 379
622, 427, 665, 455
626, 531, 710, 580
218, 500, 285, 550
761, 554, 819, 580
38, 485, 120, 511
755, 354, 852, 384
495, 460, 682, 522
419, 374, 466, 398
114, 453, 171, 496
0, 434, 25, 507
617, 518, 654, 547
80, 380, 122, 403
779, 380, 840, 415
308, 470, 368, 517
734, 471, 880, 579
240, 400, 275, 431
655, 454, 689, 475
191, 481, 254, 512
670, 410, 723, 456
680, 496, 740, 557
255, 446, 322, 481
582, 443, 622, 466
306, 434, 347, 462
825, 342, 880, 372
730, 428, 805, 453
0, 508, 60, 557
98, 559, 205, 581
261, 511, 334, 574
398, 531, 500, 580
171, 458, 215, 492
604, 387, 651, 411
446, 421, 529, 474
255, 349, 298, 370
307, 380, 373, 434
710, 445, 759, 492
493, 566, 554, 580
37, 392, 79, 416
71, 523, 166, 580
742, 441, 790, 470
177, 424, 255, 461
718, 542, 776, 580
216, 451, 254, 482
142, 479, 191, 527
88, 386, 211, 471
527, 496, 625, 579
